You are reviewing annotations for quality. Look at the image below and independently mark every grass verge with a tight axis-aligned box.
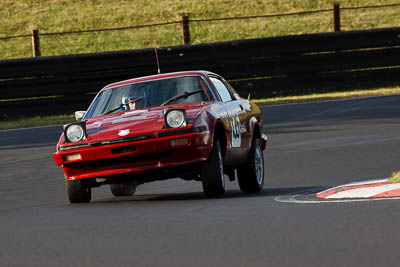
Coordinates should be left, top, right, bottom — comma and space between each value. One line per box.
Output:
1, 87, 399, 130
0, 114, 74, 130
388, 171, 400, 183
252, 87, 400, 106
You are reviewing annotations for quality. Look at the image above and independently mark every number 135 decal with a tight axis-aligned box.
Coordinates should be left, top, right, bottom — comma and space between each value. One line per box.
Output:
230, 116, 241, 147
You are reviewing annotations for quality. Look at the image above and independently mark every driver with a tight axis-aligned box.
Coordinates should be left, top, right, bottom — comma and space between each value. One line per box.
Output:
128, 99, 136, 110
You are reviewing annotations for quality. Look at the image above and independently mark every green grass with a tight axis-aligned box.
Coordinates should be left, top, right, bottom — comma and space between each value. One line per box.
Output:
0, 95, 64, 102
1, 0, 400, 59
0, 114, 74, 130
1, 86, 399, 130
388, 171, 400, 183
252, 87, 400, 105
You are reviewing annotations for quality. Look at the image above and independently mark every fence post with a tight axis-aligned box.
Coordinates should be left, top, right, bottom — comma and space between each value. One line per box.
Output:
333, 3, 341, 32
31, 28, 41, 57
180, 13, 191, 45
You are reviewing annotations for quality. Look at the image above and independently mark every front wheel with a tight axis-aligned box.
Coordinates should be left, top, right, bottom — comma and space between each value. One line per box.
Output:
65, 178, 91, 203
110, 183, 136, 197
237, 137, 264, 193
201, 139, 225, 197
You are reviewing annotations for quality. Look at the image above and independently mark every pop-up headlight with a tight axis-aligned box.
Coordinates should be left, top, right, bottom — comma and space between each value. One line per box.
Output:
164, 109, 187, 128
64, 121, 87, 143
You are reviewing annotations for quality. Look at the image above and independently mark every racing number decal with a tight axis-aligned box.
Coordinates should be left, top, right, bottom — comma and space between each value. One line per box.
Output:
230, 115, 241, 147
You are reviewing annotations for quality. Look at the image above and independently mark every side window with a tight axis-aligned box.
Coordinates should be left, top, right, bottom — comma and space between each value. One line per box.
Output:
210, 77, 233, 102
224, 81, 241, 100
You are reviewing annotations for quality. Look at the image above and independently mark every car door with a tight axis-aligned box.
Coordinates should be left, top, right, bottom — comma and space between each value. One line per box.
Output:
222, 79, 253, 151
208, 75, 248, 164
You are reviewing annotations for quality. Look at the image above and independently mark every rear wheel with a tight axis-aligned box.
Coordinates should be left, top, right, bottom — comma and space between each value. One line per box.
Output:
201, 139, 225, 197
110, 183, 136, 197
237, 137, 264, 193
65, 178, 91, 203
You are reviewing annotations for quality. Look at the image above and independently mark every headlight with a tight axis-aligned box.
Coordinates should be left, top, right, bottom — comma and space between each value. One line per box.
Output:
165, 109, 186, 128
65, 123, 86, 143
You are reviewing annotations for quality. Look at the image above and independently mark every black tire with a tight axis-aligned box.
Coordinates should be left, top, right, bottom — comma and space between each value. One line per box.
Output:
110, 183, 136, 197
201, 139, 225, 197
65, 178, 91, 203
237, 137, 264, 193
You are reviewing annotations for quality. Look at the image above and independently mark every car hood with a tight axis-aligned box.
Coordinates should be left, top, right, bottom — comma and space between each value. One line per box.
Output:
82, 104, 207, 142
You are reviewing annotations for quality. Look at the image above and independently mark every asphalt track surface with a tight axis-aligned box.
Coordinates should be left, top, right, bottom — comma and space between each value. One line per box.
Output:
1, 95, 400, 267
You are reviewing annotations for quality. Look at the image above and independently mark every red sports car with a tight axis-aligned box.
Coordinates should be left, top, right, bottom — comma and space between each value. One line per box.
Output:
53, 71, 267, 203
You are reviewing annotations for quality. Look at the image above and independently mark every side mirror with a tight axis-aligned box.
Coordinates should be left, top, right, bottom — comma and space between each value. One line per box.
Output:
75, 111, 86, 121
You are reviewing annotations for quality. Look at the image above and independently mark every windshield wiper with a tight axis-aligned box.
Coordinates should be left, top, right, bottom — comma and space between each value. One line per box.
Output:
161, 90, 204, 106
102, 97, 144, 115
102, 104, 124, 115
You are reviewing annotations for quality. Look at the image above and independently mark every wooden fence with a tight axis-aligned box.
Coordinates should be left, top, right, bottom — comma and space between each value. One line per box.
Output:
5, 3, 400, 57
1, 27, 400, 117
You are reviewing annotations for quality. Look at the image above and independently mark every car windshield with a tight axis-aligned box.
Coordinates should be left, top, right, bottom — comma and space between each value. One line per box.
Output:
84, 75, 209, 119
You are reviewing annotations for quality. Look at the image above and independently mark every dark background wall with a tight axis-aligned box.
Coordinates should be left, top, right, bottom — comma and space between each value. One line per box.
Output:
1, 27, 400, 118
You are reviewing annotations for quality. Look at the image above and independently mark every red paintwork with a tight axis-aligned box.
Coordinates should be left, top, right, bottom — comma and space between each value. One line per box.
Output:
53, 71, 267, 184
57, 132, 211, 180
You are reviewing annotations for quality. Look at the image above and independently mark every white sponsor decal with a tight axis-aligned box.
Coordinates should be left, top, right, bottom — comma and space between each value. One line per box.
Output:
112, 115, 147, 124
230, 115, 241, 148
240, 123, 247, 133
118, 129, 130, 136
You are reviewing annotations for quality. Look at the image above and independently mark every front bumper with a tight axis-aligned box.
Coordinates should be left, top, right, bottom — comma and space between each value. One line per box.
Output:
53, 131, 211, 180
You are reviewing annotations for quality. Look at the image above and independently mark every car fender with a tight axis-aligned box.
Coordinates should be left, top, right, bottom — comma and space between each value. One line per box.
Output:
193, 107, 229, 158
248, 115, 267, 150
248, 116, 260, 140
